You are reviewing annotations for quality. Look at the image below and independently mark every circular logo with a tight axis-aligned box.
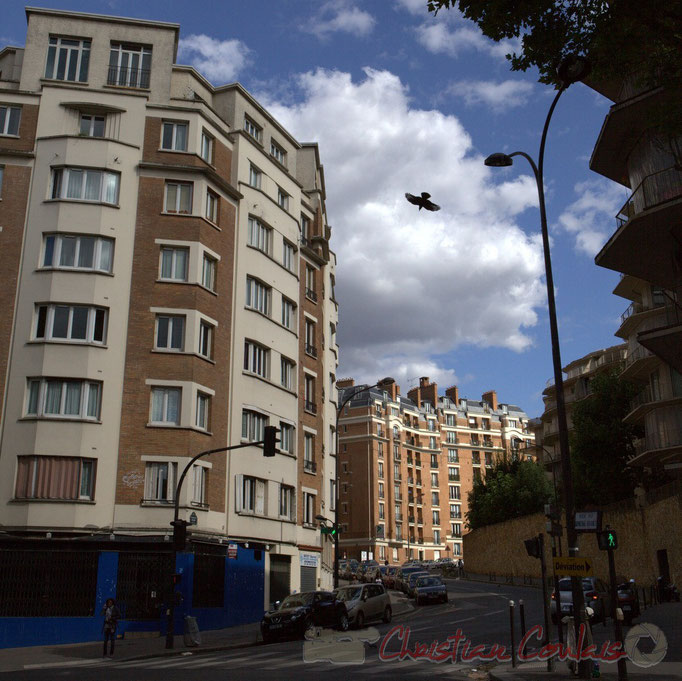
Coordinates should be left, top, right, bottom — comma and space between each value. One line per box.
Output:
624, 623, 668, 668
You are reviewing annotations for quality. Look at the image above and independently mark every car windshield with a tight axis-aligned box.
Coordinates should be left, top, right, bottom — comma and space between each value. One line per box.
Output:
558, 579, 594, 591
334, 587, 362, 602
409, 572, 428, 583
280, 593, 314, 608
417, 577, 441, 587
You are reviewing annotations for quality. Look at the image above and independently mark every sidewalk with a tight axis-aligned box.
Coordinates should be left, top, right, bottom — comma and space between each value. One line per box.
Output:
0, 590, 414, 673
489, 659, 682, 680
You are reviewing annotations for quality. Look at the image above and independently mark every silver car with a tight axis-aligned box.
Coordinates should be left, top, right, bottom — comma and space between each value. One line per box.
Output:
334, 583, 392, 628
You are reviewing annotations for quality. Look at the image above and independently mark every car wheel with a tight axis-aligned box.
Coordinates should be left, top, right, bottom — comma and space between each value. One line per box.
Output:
302, 616, 314, 639
383, 606, 392, 623
355, 611, 365, 629
262, 632, 274, 644
443, 594, 448, 603
338, 612, 349, 632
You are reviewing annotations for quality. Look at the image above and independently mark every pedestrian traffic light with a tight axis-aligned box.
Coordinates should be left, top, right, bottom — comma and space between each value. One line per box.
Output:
321, 525, 337, 536
598, 529, 617, 550
171, 519, 189, 551
263, 426, 280, 457
524, 536, 541, 559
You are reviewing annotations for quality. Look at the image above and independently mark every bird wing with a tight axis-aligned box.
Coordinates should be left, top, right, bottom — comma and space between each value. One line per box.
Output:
425, 201, 441, 211
405, 193, 418, 204
421, 192, 431, 200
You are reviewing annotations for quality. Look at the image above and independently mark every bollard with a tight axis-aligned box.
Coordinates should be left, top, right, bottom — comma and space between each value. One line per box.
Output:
509, 600, 516, 668
519, 599, 527, 655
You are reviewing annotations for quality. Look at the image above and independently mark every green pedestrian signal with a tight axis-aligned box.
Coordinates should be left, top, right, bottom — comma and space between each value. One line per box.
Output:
597, 529, 617, 550
321, 526, 337, 535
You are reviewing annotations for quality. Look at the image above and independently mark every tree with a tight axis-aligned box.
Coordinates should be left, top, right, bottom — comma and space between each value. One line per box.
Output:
427, 1, 682, 131
466, 456, 552, 529
569, 369, 651, 508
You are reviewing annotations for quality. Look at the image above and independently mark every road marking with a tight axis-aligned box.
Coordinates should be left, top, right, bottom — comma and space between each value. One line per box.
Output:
24, 659, 103, 669
482, 609, 507, 617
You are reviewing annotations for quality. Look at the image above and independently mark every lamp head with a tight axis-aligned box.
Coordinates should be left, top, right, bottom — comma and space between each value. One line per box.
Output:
379, 376, 395, 385
484, 153, 513, 168
556, 54, 591, 86
315, 514, 326, 522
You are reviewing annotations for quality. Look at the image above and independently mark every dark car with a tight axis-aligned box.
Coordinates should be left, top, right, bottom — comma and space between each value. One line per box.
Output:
406, 571, 430, 597
396, 566, 427, 593
414, 575, 448, 605
261, 591, 349, 642
617, 581, 640, 626
383, 565, 399, 589
551, 577, 611, 623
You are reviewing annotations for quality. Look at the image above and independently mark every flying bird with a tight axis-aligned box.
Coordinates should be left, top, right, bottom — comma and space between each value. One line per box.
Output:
405, 192, 440, 211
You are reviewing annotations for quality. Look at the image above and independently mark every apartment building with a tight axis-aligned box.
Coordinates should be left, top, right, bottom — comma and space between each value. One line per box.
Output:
587, 68, 682, 477
0, 8, 337, 646
337, 377, 534, 563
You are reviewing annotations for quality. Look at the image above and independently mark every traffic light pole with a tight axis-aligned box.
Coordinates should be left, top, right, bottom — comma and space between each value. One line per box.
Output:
607, 544, 628, 680
166, 430, 279, 649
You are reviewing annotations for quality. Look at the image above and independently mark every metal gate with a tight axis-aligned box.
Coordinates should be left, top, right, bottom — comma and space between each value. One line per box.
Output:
116, 551, 174, 620
300, 566, 316, 592
269, 555, 291, 605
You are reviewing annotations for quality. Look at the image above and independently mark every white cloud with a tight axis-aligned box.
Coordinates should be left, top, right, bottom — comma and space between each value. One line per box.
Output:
258, 67, 546, 385
557, 179, 629, 256
178, 34, 251, 84
447, 79, 534, 111
303, 2, 376, 39
396, 0, 430, 15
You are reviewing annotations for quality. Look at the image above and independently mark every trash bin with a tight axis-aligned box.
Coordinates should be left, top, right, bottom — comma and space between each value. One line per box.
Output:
183, 615, 201, 647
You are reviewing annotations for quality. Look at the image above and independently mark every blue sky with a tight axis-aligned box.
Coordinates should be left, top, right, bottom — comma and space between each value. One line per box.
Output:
2, 0, 629, 417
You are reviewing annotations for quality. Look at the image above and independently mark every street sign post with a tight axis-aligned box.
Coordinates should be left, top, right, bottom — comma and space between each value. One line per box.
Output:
553, 556, 594, 577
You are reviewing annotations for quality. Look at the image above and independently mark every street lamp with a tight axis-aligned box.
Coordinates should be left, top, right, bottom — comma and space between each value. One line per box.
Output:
485, 53, 591, 677
334, 377, 394, 588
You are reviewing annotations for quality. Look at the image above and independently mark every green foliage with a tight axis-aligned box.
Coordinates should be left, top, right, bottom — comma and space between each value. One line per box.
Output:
426, 1, 682, 131
569, 369, 645, 507
466, 456, 552, 529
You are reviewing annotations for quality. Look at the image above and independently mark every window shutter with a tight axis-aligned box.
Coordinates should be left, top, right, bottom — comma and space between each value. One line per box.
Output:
235, 474, 243, 512
255, 479, 265, 515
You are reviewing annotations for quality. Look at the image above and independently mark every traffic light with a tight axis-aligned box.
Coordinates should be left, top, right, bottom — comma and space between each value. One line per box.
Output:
171, 519, 189, 551
321, 525, 337, 536
263, 426, 280, 457
598, 529, 618, 550
524, 536, 541, 559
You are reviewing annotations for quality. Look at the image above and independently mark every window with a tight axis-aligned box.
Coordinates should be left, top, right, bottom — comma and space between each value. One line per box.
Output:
304, 375, 316, 413
429, 436, 437, 449
244, 340, 269, 378
395, 524, 402, 541
277, 187, 289, 210
161, 121, 188, 151
198, 322, 213, 359
448, 448, 458, 463
434, 529, 441, 544
431, 491, 439, 506
378, 462, 384, 479
155, 315, 185, 351
79, 113, 105, 137
15, 455, 96, 500
244, 117, 262, 142
305, 319, 316, 357
394, 483, 401, 500
201, 131, 214, 163
446, 431, 457, 444
472, 451, 481, 465
108, 42, 151, 88
281, 298, 296, 329
0, 105, 21, 136
45, 36, 90, 83
164, 181, 192, 214
195, 393, 210, 430
305, 266, 317, 302
432, 509, 440, 525
301, 215, 311, 244
240, 476, 266, 514
249, 164, 262, 188
448, 466, 460, 481
150, 387, 181, 425
485, 453, 492, 467
450, 503, 462, 519
0, 166, 3, 198
303, 491, 315, 525
379, 503, 385, 520
393, 462, 400, 479
453, 543, 462, 556
205, 190, 219, 223
507, 419, 518, 428
26, 378, 101, 421
394, 503, 402, 520
43, 234, 113, 273
446, 414, 456, 426
282, 240, 296, 272
279, 484, 295, 520
281, 357, 295, 390
192, 465, 206, 505
51, 168, 119, 205
378, 482, 384, 498
247, 217, 271, 254
201, 254, 217, 291
245, 277, 271, 315
160, 247, 188, 281
449, 485, 461, 500
304, 433, 315, 472
35, 304, 107, 344
279, 422, 294, 454
270, 140, 286, 165
451, 522, 462, 537
242, 409, 267, 441
430, 453, 439, 468
330, 479, 336, 511
431, 472, 439, 487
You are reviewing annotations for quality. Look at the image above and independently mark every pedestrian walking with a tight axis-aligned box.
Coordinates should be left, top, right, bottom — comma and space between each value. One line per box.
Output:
101, 598, 121, 657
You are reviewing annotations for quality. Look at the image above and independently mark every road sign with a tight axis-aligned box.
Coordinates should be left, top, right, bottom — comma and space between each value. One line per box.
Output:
553, 556, 593, 577
227, 543, 238, 559
575, 511, 602, 533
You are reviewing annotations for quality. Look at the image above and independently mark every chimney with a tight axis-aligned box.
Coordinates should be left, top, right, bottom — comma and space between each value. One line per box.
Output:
378, 377, 399, 401
482, 390, 498, 410
336, 378, 355, 389
445, 385, 459, 405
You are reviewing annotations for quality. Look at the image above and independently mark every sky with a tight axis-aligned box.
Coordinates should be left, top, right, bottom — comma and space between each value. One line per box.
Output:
1, 0, 631, 418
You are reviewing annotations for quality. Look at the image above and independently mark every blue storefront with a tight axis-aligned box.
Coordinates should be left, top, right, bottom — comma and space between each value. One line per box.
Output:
0, 539, 265, 649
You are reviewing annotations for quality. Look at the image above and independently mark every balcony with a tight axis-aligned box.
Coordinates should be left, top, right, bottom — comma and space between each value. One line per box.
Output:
408, 515, 415, 524
305, 343, 318, 358
637, 302, 682, 374
417, 517, 424, 526
630, 424, 682, 468
430, 461, 439, 469
305, 288, 318, 303
448, 474, 460, 482
621, 344, 658, 381
303, 460, 317, 473
483, 438, 493, 447
596, 167, 682, 289
107, 65, 150, 89
450, 511, 462, 519
305, 400, 317, 414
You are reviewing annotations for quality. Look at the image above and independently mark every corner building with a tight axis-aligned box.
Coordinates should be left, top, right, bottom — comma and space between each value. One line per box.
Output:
337, 377, 534, 564
0, 8, 338, 646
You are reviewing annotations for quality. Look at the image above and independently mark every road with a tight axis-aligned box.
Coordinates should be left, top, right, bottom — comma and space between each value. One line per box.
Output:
4, 579, 679, 680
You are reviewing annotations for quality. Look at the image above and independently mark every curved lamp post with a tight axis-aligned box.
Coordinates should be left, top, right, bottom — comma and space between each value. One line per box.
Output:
334, 376, 394, 588
485, 54, 591, 677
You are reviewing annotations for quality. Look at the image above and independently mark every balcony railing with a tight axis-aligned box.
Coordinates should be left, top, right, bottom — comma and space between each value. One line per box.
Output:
305, 288, 318, 303
634, 425, 682, 456
448, 474, 460, 482
623, 344, 654, 370
408, 515, 415, 523
305, 400, 317, 414
303, 459, 317, 473
107, 66, 150, 89
450, 511, 462, 519
305, 343, 318, 358
616, 166, 682, 230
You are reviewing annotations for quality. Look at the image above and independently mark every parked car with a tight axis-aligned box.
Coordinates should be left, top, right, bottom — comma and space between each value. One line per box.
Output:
358, 560, 380, 582
345, 560, 360, 580
617, 580, 640, 626
406, 571, 430, 598
414, 575, 448, 605
383, 565, 399, 589
260, 591, 349, 643
551, 577, 611, 623
396, 566, 427, 593
334, 583, 392, 628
